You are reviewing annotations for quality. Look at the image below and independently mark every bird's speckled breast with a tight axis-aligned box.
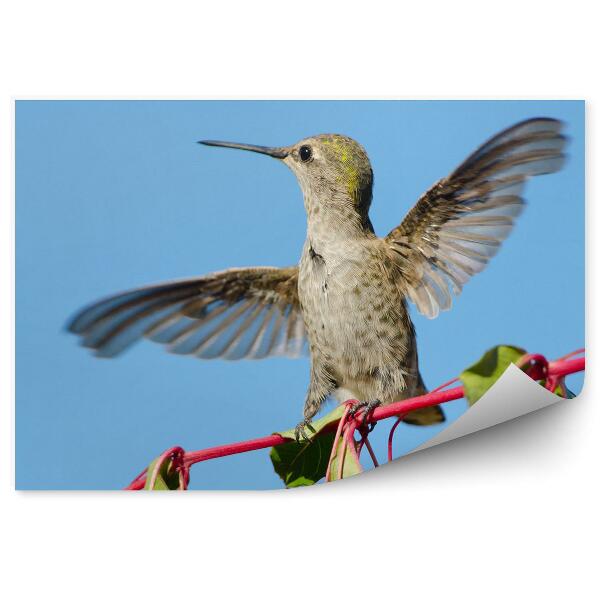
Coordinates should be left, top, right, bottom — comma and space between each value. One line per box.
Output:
298, 237, 419, 402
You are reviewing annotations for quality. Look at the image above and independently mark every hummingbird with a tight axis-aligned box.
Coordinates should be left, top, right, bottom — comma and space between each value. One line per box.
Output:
67, 118, 566, 441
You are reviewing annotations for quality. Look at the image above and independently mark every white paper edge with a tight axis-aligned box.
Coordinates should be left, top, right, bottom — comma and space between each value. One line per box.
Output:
409, 363, 563, 454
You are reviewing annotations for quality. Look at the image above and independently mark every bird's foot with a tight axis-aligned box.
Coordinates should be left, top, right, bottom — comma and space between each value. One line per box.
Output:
348, 399, 382, 431
294, 419, 316, 444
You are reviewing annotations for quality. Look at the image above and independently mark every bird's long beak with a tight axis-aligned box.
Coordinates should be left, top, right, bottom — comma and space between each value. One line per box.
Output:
199, 140, 289, 159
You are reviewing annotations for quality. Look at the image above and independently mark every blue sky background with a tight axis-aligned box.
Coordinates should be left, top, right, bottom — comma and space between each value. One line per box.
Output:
15, 100, 584, 490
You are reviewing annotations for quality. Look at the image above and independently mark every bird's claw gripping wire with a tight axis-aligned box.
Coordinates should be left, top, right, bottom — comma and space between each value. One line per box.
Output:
294, 419, 316, 443
347, 399, 381, 431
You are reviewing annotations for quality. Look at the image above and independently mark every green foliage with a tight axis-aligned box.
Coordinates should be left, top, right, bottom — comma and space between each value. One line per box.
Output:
144, 456, 181, 490
270, 405, 361, 487
270, 431, 335, 487
459, 345, 527, 405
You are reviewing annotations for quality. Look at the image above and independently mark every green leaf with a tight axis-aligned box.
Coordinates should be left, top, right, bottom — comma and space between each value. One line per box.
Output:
144, 456, 181, 490
270, 430, 336, 488
326, 435, 363, 481
270, 405, 362, 487
460, 345, 527, 405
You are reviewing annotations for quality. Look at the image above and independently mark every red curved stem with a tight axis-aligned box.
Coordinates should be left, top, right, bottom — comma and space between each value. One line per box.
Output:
548, 356, 584, 378
387, 415, 406, 463
362, 437, 379, 468
182, 434, 287, 469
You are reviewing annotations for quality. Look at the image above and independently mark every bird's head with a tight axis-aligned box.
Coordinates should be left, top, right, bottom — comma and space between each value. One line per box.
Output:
200, 134, 374, 226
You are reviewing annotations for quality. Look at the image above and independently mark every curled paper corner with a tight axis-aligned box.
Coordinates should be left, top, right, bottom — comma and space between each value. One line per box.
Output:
409, 364, 565, 455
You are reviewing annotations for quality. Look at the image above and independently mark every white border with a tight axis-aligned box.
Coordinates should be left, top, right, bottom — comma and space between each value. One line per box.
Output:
1, 2, 596, 599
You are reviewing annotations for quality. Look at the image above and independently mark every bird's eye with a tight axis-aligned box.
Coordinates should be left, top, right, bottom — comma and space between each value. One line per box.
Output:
299, 145, 313, 162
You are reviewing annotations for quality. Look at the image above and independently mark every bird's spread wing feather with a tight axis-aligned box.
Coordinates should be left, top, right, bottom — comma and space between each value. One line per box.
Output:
385, 118, 567, 318
67, 266, 307, 359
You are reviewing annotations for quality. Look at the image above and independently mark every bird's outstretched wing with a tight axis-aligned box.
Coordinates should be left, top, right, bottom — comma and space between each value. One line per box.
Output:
385, 118, 567, 318
67, 267, 307, 359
